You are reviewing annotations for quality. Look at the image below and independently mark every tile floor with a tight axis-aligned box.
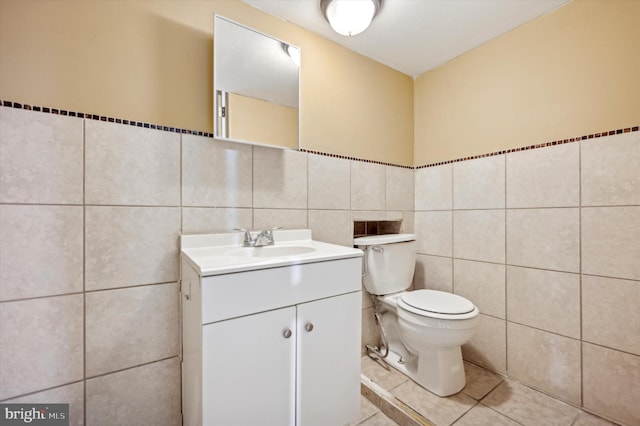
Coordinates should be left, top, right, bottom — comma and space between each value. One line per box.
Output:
351, 356, 619, 426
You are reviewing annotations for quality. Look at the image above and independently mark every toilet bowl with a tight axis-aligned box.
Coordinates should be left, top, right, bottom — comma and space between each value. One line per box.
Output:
354, 234, 479, 397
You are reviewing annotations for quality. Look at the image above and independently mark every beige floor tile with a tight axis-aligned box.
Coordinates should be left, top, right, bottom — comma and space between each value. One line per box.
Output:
572, 411, 619, 426
391, 380, 475, 426
362, 357, 409, 391
359, 412, 401, 426
452, 403, 520, 426
482, 379, 578, 426
351, 395, 381, 425
462, 362, 504, 400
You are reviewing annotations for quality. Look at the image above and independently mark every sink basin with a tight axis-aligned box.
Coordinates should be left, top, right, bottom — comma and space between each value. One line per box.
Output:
229, 245, 317, 258
181, 229, 363, 276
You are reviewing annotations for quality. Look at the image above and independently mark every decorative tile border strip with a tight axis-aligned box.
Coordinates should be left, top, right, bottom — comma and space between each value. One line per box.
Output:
0, 99, 215, 137
2, 98, 636, 171
416, 125, 639, 169
298, 148, 413, 169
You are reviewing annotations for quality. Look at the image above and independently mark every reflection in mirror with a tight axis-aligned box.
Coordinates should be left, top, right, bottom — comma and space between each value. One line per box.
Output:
214, 15, 300, 149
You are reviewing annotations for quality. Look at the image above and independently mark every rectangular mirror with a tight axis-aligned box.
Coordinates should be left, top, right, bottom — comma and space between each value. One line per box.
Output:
214, 15, 300, 150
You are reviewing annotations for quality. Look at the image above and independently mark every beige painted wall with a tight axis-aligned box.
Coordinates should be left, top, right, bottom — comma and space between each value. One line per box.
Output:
414, 0, 640, 165
228, 93, 298, 149
0, 0, 414, 166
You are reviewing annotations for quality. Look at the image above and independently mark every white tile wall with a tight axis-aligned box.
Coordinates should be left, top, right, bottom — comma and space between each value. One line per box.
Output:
253, 146, 308, 209
182, 135, 253, 207
415, 132, 640, 425
581, 132, 640, 206
0, 205, 83, 301
253, 208, 308, 231
2, 106, 636, 425
414, 211, 452, 256
583, 343, 640, 426
506, 143, 580, 208
414, 254, 453, 292
507, 266, 580, 338
507, 322, 581, 405
308, 154, 351, 209
462, 314, 506, 373
308, 210, 353, 246
85, 358, 181, 426
454, 259, 505, 319
0, 295, 84, 399
506, 208, 580, 272
453, 155, 505, 209
0, 107, 83, 204
351, 161, 386, 211
3, 382, 84, 426
181, 207, 252, 235
582, 206, 640, 280
0, 107, 416, 424
582, 275, 640, 354
453, 209, 505, 263
85, 283, 179, 376
415, 164, 452, 211
84, 206, 181, 290
85, 120, 181, 206
386, 166, 414, 211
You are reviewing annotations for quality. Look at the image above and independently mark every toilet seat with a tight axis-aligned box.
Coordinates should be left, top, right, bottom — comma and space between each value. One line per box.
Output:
398, 290, 478, 320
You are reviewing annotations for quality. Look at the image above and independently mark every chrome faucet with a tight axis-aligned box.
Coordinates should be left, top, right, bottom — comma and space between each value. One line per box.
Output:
233, 227, 282, 247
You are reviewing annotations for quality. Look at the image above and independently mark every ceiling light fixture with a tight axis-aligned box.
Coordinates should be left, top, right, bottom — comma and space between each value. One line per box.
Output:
320, 0, 382, 37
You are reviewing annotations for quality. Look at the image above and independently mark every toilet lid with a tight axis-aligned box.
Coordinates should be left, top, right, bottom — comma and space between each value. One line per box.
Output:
400, 290, 475, 315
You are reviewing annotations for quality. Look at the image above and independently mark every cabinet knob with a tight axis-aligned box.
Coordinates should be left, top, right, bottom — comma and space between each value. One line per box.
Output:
305, 323, 314, 332
283, 329, 292, 339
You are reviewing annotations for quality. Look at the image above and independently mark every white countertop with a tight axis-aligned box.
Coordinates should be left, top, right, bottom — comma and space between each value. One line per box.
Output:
181, 229, 363, 276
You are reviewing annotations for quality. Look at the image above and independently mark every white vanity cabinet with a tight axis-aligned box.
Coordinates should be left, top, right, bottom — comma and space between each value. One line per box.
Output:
202, 292, 361, 426
180, 231, 363, 426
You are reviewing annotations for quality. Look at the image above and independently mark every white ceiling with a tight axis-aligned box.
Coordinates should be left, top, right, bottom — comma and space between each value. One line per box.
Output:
242, 0, 571, 77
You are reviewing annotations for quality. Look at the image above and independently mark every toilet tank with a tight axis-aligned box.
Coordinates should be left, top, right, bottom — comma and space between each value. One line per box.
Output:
353, 234, 416, 295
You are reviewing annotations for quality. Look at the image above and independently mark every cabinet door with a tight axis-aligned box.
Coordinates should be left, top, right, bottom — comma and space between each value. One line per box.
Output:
202, 307, 296, 426
296, 292, 362, 426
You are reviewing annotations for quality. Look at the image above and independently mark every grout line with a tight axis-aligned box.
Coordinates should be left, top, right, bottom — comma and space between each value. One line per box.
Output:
578, 137, 584, 408
450, 164, 455, 295
479, 402, 526, 426
504, 149, 508, 376
83, 355, 179, 381
82, 117, 87, 426
0, 202, 85, 207
0, 281, 183, 305
0, 380, 86, 404
179, 134, 183, 234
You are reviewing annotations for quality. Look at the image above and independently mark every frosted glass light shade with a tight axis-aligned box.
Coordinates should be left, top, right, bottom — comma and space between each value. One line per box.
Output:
323, 0, 378, 37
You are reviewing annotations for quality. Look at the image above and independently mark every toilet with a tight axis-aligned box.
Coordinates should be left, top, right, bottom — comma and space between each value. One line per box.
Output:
354, 233, 479, 397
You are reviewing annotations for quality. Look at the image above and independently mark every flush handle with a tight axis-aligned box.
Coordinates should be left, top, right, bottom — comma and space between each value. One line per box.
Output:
305, 323, 314, 332
283, 329, 292, 339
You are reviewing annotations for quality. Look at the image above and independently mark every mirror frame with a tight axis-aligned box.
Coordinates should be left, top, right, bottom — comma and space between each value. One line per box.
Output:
213, 15, 300, 150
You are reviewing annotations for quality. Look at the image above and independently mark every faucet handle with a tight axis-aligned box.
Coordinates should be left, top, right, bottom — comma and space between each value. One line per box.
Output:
266, 226, 283, 240
233, 228, 252, 245
257, 227, 282, 245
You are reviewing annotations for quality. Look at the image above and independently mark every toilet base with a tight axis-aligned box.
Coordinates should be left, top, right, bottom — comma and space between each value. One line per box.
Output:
382, 346, 466, 397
